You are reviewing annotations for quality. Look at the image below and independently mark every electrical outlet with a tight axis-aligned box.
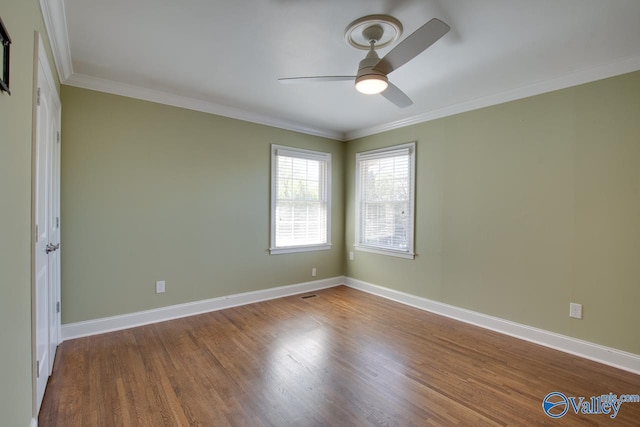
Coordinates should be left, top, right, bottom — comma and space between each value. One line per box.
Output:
569, 302, 582, 319
349, 251, 354, 261
156, 280, 166, 294
311, 268, 317, 277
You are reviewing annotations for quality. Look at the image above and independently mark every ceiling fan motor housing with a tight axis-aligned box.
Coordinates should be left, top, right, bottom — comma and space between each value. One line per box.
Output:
355, 48, 388, 94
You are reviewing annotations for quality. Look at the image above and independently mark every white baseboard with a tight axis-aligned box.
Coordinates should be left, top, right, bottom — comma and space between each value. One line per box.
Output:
61, 275, 640, 374
61, 276, 344, 340
344, 277, 640, 375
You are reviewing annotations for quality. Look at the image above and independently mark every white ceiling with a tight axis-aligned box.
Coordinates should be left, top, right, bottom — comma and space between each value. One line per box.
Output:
43, 0, 640, 140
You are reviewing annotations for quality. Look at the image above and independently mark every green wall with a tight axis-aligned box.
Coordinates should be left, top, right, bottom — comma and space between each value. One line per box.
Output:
345, 71, 640, 354
60, 86, 345, 323
61, 71, 640, 357
0, 0, 59, 425
1, 3, 637, 424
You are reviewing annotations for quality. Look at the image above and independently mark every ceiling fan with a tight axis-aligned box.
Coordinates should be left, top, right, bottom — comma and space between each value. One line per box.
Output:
278, 15, 450, 108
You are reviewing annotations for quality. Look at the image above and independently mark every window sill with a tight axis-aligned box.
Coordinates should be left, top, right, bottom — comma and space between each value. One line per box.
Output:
354, 245, 415, 260
270, 244, 332, 255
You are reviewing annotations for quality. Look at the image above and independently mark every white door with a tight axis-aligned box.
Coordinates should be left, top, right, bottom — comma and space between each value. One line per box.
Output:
33, 34, 61, 414
34, 59, 51, 411
47, 88, 61, 373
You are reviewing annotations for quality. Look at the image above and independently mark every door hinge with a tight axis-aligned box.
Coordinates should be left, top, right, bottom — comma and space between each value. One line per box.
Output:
35, 224, 39, 243
37, 88, 41, 106
56, 301, 60, 313
56, 216, 59, 228
57, 131, 60, 143
36, 360, 40, 378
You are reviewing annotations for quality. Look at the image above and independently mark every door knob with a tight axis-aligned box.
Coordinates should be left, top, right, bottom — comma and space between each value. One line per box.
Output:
45, 243, 60, 254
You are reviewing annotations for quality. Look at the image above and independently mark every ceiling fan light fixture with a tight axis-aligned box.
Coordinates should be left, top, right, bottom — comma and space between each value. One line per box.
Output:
279, 16, 449, 108
355, 74, 388, 94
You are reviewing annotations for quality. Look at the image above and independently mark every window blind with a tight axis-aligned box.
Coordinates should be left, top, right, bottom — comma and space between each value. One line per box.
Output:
356, 143, 415, 257
271, 146, 331, 252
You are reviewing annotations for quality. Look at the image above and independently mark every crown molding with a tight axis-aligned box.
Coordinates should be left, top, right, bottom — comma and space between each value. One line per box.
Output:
345, 54, 640, 140
39, 0, 73, 81
38, 0, 341, 140
64, 73, 343, 140
37, 0, 640, 143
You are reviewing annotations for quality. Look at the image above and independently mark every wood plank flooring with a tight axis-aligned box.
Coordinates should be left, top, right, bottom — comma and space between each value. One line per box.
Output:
40, 286, 640, 426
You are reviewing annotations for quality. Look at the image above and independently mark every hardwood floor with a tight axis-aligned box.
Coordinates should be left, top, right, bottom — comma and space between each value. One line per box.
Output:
40, 286, 640, 426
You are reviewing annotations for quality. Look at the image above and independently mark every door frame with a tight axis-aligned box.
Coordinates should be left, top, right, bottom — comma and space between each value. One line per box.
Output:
31, 31, 62, 416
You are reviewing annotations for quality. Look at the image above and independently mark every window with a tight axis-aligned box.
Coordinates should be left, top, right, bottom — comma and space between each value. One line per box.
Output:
270, 145, 332, 254
355, 142, 415, 259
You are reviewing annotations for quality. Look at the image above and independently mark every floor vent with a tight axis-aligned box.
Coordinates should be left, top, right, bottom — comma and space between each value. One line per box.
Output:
301, 294, 318, 299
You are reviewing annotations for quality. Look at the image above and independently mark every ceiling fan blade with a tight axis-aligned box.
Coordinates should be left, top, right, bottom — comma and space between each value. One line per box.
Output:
381, 82, 413, 108
278, 76, 355, 84
373, 18, 450, 75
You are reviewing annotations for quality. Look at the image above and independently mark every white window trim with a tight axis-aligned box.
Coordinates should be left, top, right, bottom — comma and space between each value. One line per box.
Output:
270, 144, 332, 255
355, 142, 416, 260
270, 244, 332, 255
354, 245, 415, 260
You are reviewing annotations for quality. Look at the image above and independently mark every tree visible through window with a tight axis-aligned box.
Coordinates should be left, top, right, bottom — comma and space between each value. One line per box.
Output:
356, 143, 415, 259
270, 145, 331, 254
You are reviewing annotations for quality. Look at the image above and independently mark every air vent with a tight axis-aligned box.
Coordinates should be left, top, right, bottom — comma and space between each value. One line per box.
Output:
301, 294, 317, 299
